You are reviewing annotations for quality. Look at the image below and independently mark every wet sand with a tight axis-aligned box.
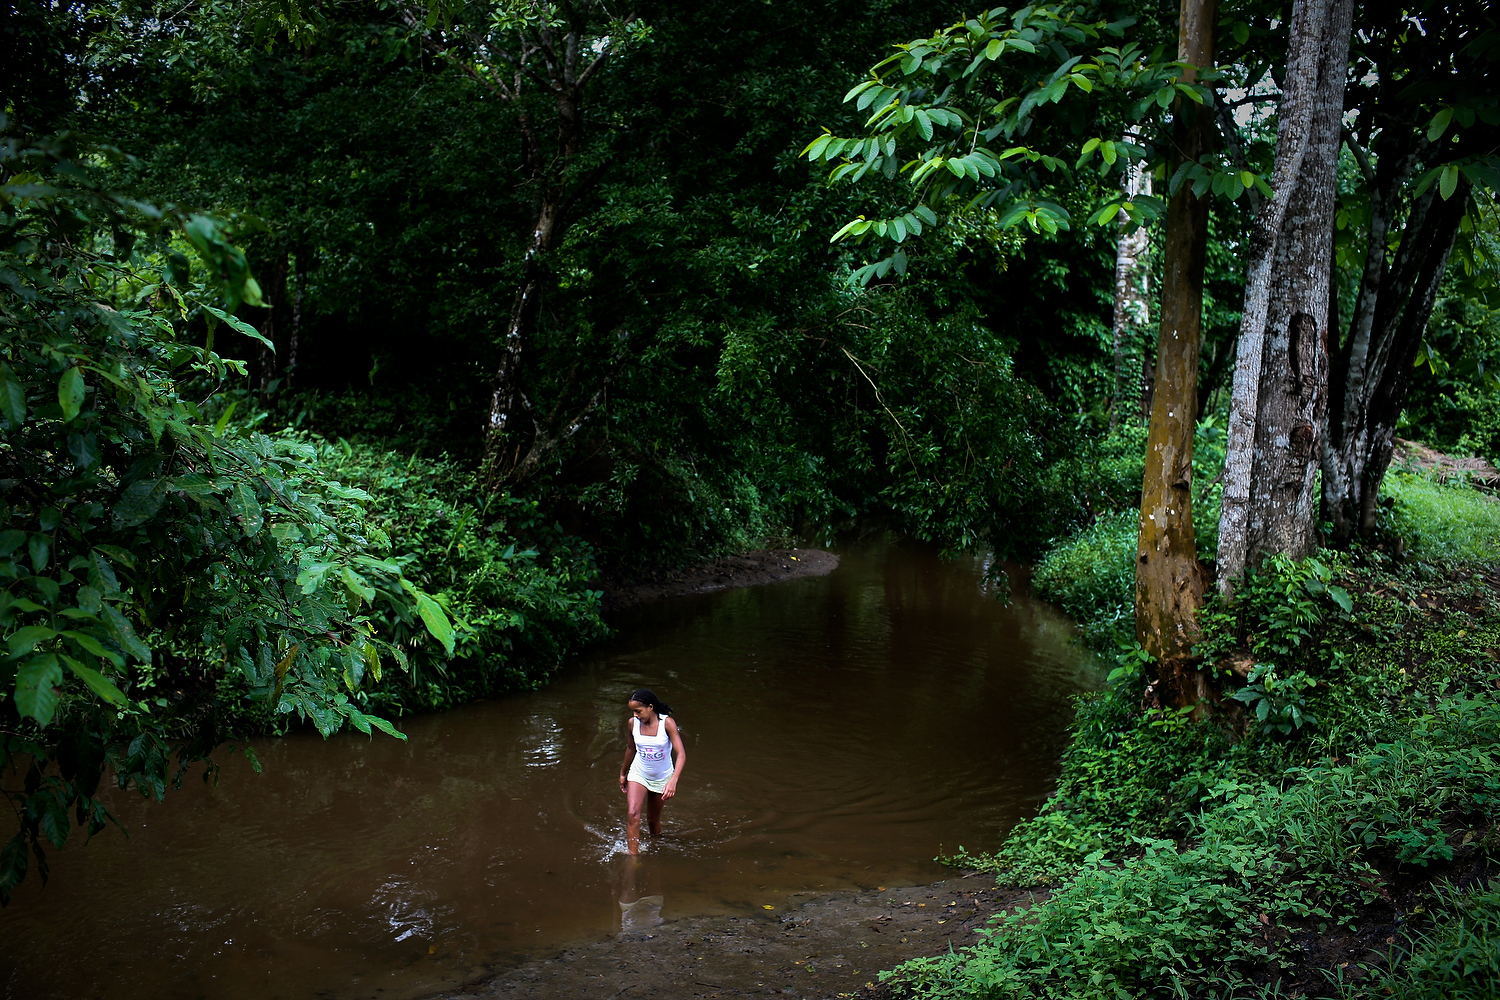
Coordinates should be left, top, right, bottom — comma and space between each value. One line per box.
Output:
429, 876, 1043, 1000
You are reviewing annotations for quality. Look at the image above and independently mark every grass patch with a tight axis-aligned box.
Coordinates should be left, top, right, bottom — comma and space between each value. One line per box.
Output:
1383, 470, 1500, 565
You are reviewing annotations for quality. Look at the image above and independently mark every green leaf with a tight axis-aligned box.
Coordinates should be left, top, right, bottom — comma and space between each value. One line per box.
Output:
58, 366, 85, 422
1232, 21, 1249, 44
984, 38, 1005, 59
1427, 107, 1453, 141
340, 566, 376, 604
28, 534, 49, 573
830, 217, 867, 242
113, 478, 169, 528
914, 109, 934, 141
62, 630, 124, 667
213, 400, 239, 436
402, 581, 455, 657
202, 305, 274, 351
14, 655, 62, 726
1439, 164, 1459, 201
0, 367, 26, 429
1327, 586, 1354, 614
8, 625, 57, 658
59, 654, 127, 706
366, 714, 406, 740
100, 604, 150, 664
229, 482, 264, 535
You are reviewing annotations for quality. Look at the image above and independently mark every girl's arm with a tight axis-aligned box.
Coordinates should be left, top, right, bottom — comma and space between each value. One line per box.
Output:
619, 736, 636, 794
662, 716, 687, 800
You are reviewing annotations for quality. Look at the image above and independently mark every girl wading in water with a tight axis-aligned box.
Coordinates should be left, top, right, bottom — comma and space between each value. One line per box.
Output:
619, 688, 686, 855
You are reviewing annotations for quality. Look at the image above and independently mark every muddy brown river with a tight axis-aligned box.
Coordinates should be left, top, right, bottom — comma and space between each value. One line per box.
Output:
0, 540, 1096, 1000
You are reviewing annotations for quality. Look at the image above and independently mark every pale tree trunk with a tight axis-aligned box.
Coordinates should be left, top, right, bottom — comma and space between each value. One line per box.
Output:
395, 2, 626, 490
1323, 179, 1470, 540
1216, 0, 1350, 591
285, 247, 306, 393
1135, 0, 1215, 709
256, 250, 289, 403
1110, 157, 1152, 431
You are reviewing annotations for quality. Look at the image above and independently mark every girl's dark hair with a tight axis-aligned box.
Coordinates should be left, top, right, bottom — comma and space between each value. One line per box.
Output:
630, 688, 672, 718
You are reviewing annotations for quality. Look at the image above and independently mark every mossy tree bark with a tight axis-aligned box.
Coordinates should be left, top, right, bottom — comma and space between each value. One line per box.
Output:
1135, 0, 1215, 708
1217, 0, 1352, 590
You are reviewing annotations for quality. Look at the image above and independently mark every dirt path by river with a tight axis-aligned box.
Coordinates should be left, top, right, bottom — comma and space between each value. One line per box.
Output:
430, 875, 1039, 1000
603, 548, 840, 612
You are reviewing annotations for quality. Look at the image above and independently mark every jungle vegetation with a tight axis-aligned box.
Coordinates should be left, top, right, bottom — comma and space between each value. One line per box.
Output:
4, 0, 1500, 993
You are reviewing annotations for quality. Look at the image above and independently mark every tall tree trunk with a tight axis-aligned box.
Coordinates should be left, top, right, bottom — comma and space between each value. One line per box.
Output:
480, 190, 562, 487
1135, 0, 1215, 708
1110, 157, 1152, 431
255, 250, 289, 404
1216, 0, 1348, 591
285, 247, 306, 393
1323, 180, 1469, 541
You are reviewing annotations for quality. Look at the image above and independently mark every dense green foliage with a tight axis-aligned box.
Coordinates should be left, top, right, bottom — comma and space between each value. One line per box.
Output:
0, 130, 448, 900
919, 478, 1500, 998
0, 129, 607, 902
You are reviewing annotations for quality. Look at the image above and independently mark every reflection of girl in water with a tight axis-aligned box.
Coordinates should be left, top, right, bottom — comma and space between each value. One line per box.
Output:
619, 688, 686, 855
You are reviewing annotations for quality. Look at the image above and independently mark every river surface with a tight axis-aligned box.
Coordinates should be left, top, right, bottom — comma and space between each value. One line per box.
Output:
0, 539, 1097, 1000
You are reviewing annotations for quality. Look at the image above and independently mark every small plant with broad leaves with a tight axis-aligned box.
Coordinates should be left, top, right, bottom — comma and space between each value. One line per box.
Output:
0, 125, 451, 904
1230, 663, 1317, 736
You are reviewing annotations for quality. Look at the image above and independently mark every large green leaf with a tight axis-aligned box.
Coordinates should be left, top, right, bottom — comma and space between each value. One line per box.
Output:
60, 654, 128, 707
15, 655, 63, 726
402, 580, 455, 656
7, 625, 56, 658
112, 478, 170, 527
57, 366, 85, 422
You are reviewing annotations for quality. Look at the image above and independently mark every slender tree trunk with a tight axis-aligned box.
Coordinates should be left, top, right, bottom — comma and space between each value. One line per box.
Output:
1216, 0, 1347, 591
1111, 158, 1152, 431
1323, 181, 1469, 540
285, 247, 306, 393
256, 251, 289, 404
480, 191, 562, 487
1135, 0, 1215, 708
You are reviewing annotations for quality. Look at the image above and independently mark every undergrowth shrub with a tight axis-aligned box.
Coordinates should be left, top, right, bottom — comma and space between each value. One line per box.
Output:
899, 699, 1500, 1000
295, 442, 608, 714
925, 472, 1500, 1000
1393, 880, 1500, 999
1032, 508, 1137, 647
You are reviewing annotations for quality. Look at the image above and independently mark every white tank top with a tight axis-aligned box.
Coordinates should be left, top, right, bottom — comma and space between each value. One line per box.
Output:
629, 716, 674, 783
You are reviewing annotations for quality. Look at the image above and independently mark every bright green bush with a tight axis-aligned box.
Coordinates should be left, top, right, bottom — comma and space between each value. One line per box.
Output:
1032, 508, 1138, 646
896, 699, 1500, 1000
311, 443, 608, 712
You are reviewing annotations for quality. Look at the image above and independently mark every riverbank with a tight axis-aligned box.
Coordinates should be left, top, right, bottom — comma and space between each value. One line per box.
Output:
602, 548, 841, 612
427, 875, 1038, 999
877, 471, 1500, 998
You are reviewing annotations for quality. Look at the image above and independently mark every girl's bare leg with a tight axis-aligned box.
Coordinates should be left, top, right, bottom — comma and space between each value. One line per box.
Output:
646, 790, 664, 836
626, 782, 649, 855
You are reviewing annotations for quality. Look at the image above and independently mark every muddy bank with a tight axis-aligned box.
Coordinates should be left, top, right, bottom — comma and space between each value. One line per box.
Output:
603, 548, 840, 612
429, 875, 1040, 1000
